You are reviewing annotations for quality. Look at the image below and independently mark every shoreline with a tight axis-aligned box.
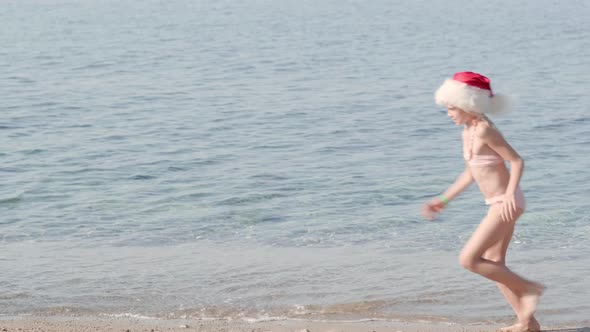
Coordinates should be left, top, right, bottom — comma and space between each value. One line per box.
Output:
0, 316, 578, 332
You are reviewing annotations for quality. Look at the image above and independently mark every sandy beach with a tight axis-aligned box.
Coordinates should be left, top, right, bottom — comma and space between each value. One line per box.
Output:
0, 316, 585, 332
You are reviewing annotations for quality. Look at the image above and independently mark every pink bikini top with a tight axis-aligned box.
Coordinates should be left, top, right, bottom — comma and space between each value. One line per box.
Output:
465, 152, 504, 166
463, 123, 504, 167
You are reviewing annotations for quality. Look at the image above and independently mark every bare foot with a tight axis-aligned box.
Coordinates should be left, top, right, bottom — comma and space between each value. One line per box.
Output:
497, 322, 522, 332
525, 317, 541, 332
497, 318, 540, 332
520, 282, 545, 320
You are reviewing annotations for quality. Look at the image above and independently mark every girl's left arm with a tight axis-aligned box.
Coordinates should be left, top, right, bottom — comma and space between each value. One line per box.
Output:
480, 126, 524, 221
480, 126, 524, 195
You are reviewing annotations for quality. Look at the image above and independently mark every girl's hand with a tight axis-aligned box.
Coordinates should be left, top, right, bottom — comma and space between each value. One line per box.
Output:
422, 198, 446, 221
501, 193, 517, 222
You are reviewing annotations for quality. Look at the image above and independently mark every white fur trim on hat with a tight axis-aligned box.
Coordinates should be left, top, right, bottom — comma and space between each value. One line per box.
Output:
435, 79, 507, 115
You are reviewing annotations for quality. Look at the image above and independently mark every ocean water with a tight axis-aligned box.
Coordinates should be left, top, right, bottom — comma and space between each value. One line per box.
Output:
1, 0, 590, 326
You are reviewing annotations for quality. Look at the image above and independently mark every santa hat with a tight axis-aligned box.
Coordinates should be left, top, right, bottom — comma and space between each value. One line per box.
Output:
435, 72, 508, 115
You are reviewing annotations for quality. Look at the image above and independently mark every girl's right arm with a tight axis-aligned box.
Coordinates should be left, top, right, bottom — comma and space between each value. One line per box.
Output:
422, 166, 474, 220
441, 166, 474, 202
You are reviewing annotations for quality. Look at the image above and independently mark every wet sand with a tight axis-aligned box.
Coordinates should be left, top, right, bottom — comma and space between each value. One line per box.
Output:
0, 315, 570, 332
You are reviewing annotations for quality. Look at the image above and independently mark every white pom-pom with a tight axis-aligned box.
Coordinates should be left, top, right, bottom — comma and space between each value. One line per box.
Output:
488, 93, 510, 115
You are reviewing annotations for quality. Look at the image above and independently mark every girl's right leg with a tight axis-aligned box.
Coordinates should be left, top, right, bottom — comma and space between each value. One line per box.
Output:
481, 225, 521, 320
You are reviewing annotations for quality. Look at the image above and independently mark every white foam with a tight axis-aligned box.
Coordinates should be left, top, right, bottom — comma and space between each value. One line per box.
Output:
242, 316, 289, 323
101, 313, 160, 320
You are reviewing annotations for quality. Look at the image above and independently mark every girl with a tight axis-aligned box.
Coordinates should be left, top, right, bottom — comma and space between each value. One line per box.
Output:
422, 72, 544, 332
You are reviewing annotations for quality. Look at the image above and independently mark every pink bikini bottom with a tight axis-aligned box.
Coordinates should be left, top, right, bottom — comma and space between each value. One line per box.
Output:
484, 187, 526, 211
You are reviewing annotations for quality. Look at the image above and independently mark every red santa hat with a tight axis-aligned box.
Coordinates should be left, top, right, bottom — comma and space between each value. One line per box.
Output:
435, 72, 507, 115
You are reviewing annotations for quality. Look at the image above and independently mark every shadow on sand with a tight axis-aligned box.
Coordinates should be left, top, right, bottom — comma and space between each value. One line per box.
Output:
542, 328, 590, 332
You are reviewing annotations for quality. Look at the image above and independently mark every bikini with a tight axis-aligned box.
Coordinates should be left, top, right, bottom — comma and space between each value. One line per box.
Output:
464, 124, 526, 211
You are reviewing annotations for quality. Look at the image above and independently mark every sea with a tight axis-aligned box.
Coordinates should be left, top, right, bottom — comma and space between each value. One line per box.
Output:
1, 0, 589, 327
